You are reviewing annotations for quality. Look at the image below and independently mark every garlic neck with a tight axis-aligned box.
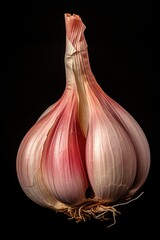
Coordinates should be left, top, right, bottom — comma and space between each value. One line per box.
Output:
64, 14, 93, 136
65, 39, 91, 136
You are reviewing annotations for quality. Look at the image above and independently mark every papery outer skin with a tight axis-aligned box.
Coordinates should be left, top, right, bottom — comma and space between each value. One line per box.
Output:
16, 13, 151, 211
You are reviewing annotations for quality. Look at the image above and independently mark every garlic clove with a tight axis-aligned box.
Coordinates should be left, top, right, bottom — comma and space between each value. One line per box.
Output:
84, 79, 150, 201
16, 101, 61, 207
16, 89, 89, 206
106, 97, 151, 198
41, 89, 89, 205
85, 87, 137, 202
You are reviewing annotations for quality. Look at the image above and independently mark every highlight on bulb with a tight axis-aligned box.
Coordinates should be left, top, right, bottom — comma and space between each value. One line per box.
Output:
16, 13, 151, 227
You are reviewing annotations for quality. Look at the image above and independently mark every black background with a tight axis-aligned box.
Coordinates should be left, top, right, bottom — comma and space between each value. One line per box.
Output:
2, 0, 159, 238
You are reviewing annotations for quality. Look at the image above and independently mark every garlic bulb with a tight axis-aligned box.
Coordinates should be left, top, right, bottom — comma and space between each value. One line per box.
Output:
16, 13, 150, 224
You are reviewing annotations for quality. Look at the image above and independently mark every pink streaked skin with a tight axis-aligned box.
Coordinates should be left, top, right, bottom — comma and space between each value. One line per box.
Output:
85, 79, 150, 199
41, 89, 88, 205
16, 89, 89, 207
106, 95, 151, 198
16, 92, 69, 207
65, 14, 87, 54
85, 86, 137, 202
84, 76, 150, 200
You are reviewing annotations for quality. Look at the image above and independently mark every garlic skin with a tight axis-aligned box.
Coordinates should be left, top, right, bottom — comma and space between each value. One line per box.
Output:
16, 13, 150, 222
85, 83, 150, 201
